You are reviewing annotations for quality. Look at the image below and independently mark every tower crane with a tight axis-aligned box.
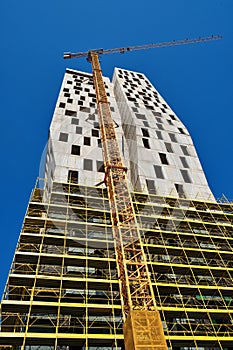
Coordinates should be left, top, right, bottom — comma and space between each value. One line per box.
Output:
64, 35, 221, 350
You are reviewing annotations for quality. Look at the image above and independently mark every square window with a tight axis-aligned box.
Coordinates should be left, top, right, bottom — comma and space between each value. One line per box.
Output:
71, 145, 80, 156
97, 161, 105, 172
71, 118, 79, 125
59, 132, 68, 142
94, 122, 100, 129
80, 96, 85, 101
67, 80, 72, 85
59, 102, 65, 108
78, 101, 83, 106
154, 165, 164, 179
67, 98, 73, 104
84, 159, 93, 171
92, 129, 99, 137
110, 106, 115, 112
180, 169, 192, 183
88, 114, 95, 121
64, 93, 70, 97
76, 126, 82, 134
84, 137, 91, 146
68, 170, 78, 184
159, 153, 169, 165
97, 139, 102, 148
63, 88, 69, 92
146, 179, 156, 194
142, 138, 150, 149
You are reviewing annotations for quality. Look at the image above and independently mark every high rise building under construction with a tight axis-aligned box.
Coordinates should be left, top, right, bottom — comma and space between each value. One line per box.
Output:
0, 67, 233, 350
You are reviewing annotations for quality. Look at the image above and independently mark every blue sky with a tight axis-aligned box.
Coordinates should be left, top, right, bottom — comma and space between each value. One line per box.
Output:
0, 0, 232, 296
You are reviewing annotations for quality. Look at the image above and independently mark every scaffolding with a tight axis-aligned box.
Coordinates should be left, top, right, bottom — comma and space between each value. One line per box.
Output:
0, 178, 233, 349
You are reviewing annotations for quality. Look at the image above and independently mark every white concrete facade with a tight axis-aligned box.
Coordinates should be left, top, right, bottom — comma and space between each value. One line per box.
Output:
44, 68, 214, 201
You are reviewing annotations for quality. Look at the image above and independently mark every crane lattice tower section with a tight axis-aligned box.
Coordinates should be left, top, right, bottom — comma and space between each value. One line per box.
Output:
1, 67, 233, 350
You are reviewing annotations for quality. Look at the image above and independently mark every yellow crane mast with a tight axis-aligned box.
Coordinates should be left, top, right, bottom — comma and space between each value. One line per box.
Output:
64, 35, 221, 350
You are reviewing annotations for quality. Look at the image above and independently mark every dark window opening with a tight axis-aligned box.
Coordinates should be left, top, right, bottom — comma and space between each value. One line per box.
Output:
156, 131, 163, 140
84, 159, 93, 171
65, 110, 77, 117
71, 118, 79, 125
76, 126, 82, 134
178, 127, 185, 134
84, 137, 91, 146
94, 122, 99, 129
88, 114, 95, 121
165, 142, 173, 153
98, 139, 102, 148
64, 93, 70, 97
68, 170, 78, 184
142, 138, 150, 149
80, 106, 90, 113
67, 98, 73, 104
136, 113, 146, 120
141, 128, 150, 137
59, 102, 65, 108
169, 133, 177, 142
71, 145, 80, 156
181, 145, 189, 156
175, 184, 186, 198
156, 123, 164, 130
78, 101, 83, 106
110, 106, 115, 112
169, 114, 176, 121
159, 153, 169, 165
180, 169, 192, 183
59, 133, 68, 142
92, 129, 99, 137
180, 157, 189, 168
143, 121, 149, 127
97, 161, 105, 173
154, 165, 164, 179
67, 80, 72, 85
128, 97, 136, 102
146, 179, 156, 194
63, 88, 69, 92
